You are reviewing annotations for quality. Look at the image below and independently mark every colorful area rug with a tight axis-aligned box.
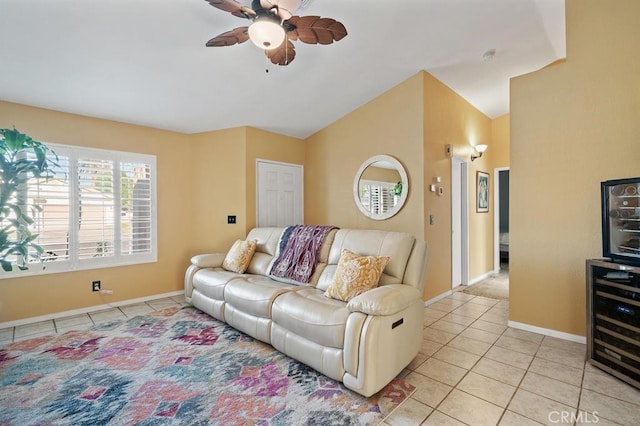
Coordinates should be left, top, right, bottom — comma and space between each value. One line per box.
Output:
0, 306, 414, 425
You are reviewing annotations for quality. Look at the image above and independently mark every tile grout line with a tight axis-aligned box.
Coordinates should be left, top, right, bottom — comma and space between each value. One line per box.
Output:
1, 297, 187, 343
495, 331, 542, 425
420, 296, 512, 424
419, 295, 593, 425
423, 312, 604, 425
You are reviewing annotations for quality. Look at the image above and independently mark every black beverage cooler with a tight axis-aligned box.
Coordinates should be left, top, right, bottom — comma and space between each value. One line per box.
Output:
601, 177, 640, 266
585, 177, 640, 390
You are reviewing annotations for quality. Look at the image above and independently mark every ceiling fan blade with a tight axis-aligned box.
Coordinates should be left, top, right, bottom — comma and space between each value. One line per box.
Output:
207, 0, 256, 19
267, 39, 296, 66
276, 9, 293, 20
206, 27, 250, 47
286, 16, 347, 45
260, 0, 275, 9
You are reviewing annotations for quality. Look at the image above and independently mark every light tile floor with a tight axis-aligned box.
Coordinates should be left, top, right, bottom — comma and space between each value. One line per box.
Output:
0, 295, 189, 344
385, 290, 640, 426
1, 292, 639, 425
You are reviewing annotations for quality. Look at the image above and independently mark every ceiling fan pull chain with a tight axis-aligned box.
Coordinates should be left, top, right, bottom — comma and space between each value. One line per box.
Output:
265, 50, 270, 73
285, 35, 289, 65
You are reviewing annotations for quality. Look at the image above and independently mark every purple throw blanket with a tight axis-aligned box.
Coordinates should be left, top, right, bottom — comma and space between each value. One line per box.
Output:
270, 225, 337, 283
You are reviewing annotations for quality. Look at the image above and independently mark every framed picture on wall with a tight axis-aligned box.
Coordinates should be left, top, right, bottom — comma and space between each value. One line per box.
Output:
476, 171, 489, 213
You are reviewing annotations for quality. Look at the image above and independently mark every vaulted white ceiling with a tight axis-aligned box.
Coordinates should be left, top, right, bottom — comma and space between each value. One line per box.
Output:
0, 0, 565, 139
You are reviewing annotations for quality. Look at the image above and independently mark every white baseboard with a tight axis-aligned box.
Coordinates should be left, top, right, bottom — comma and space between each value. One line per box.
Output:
508, 320, 586, 344
0, 290, 184, 329
423, 290, 453, 306
423, 289, 587, 345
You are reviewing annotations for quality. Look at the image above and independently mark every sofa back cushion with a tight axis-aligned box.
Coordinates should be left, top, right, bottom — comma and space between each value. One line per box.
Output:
316, 229, 416, 291
245, 227, 285, 275
242, 227, 338, 286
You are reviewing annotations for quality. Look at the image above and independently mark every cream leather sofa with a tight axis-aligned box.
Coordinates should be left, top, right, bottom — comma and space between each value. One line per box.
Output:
184, 227, 428, 397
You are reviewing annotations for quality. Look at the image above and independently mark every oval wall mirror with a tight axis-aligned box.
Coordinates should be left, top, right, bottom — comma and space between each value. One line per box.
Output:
353, 154, 409, 220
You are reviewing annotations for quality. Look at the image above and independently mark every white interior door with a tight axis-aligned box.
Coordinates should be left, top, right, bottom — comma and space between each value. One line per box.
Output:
256, 160, 303, 227
451, 157, 469, 288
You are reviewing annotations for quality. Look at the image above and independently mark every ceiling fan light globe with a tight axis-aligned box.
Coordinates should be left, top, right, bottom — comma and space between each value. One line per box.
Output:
248, 19, 285, 50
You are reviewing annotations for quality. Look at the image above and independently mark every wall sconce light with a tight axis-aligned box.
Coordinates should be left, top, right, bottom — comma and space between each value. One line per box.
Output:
471, 144, 488, 161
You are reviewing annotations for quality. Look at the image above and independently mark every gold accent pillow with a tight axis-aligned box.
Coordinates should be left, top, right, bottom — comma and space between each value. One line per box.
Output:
222, 239, 257, 273
324, 249, 390, 302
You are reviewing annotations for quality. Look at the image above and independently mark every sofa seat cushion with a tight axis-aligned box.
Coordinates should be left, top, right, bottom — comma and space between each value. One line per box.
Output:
224, 276, 296, 319
271, 287, 350, 349
193, 268, 245, 300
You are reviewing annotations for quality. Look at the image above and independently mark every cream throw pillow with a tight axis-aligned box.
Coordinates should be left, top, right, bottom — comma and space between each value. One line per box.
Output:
324, 249, 390, 302
222, 239, 257, 273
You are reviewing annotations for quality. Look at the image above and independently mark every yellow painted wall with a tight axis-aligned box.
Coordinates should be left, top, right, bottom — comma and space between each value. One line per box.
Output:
189, 127, 305, 253
510, 0, 640, 336
189, 127, 247, 254
422, 73, 493, 300
305, 71, 495, 301
304, 73, 425, 236
360, 165, 401, 183
491, 114, 510, 168
0, 72, 502, 320
0, 101, 192, 322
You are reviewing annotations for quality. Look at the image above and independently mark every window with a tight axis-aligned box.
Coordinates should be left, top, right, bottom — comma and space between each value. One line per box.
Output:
2, 144, 156, 278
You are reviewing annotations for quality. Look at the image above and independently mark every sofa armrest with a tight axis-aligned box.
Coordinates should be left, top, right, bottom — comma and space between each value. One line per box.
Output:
347, 284, 421, 316
191, 253, 226, 268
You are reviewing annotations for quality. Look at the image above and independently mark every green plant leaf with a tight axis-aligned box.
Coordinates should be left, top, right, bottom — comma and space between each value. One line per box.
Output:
16, 245, 28, 256
1, 128, 58, 270
2, 129, 27, 152
0, 259, 12, 272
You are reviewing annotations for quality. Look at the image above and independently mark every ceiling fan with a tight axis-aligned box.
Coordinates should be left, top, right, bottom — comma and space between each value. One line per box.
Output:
204, 0, 347, 66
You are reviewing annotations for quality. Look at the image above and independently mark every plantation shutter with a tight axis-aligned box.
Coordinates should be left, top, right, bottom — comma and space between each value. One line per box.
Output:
120, 162, 152, 255
27, 152, 72, 263
370, 185, 381, 214
2, 142, 157, 278
77, 158, 115, 259
380, 186, 395, 214
360, 181, 396, 214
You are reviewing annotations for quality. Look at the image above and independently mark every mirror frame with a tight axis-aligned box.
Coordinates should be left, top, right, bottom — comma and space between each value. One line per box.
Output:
353, 154, 409, 220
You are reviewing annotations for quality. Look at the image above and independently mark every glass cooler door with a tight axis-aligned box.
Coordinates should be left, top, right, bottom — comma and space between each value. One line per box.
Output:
606, 180, 640, 262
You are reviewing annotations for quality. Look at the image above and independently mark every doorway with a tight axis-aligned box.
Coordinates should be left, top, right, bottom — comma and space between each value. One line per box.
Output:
256, 160, 303, 227
451, 156, 469, 289
494, 168, 510, 273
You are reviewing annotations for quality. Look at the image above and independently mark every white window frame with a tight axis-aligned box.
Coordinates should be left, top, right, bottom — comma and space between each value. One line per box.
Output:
1, 143, 157, 279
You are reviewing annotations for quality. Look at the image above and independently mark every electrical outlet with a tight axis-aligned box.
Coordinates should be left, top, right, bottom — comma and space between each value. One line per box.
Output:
92, 280, 101, 292
227, 215, 236, 224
